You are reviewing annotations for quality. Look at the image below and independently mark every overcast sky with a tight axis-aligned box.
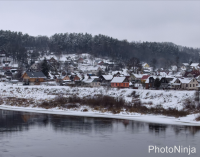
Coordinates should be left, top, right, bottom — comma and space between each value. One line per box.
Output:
0, 1, 199, 48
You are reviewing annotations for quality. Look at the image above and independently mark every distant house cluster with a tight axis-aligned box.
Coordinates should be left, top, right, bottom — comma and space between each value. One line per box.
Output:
1, 50, 200, 91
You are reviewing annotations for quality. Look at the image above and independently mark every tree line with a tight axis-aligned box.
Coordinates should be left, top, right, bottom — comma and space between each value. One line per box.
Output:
0, 30, 199, 68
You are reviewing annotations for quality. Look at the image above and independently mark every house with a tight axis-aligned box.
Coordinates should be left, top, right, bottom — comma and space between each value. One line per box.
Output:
99, 75, 113, 86
179, 78, 198, 90
82, 77, 101, 87
184, 69, 200, 78
169, 78, 180, 89
143, 69, 151, 74
22, 71, 46, 85
190, 63, 200, 70
48, 57, 57, 64
30, 62, 40, 71
142, 63, 150, 68
77, 58, 84, 64
111, 77, 129, 88
98, 61, 104, 66
112, 71, 121, 77
141, 75, 150, 84
160, 76, 174, 89
62, 76, 72, 85
63, 75, 71, 81
130, 74, 143, 82
70, 75, 81, 82
91, 78, 101, 87
170, 77, 198, 90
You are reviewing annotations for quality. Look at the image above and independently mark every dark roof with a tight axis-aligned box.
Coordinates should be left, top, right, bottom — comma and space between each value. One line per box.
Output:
92, 78, 100, 82
26, 72, 46, 78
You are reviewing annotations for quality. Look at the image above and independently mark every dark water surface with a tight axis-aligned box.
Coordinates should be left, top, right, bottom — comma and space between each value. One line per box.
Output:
0, 109, 200, 157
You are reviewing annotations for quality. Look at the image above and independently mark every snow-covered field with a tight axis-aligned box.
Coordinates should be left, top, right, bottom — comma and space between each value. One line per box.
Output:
0, 82, 199, 126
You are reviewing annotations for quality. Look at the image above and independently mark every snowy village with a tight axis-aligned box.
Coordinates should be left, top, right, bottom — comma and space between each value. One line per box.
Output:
1, 51, 200, 91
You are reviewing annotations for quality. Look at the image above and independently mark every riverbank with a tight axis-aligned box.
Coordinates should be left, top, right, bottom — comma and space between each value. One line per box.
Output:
0, 83, 200, 126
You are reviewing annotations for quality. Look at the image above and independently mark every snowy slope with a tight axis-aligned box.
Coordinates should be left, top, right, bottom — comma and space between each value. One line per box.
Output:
0, 83, 195, 110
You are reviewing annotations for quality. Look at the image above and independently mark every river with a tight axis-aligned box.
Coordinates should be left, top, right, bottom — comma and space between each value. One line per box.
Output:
0, 109, 199, 157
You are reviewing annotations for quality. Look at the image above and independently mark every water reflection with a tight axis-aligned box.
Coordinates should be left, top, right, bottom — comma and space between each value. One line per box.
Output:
0, 109, 200, 157
1, 109, 200, 136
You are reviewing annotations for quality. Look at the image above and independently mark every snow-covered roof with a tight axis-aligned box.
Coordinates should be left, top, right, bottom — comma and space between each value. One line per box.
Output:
190, 63, 199, 67
182, 63, 189, 66
170, 78, 177, 84
133, 74, 143, 79
102, 75, 113, 80
121, 69, 130, 76
111, 77, 126, 83
84, 78, 95, 83
90, 76, 99, 79
179, 78, 193, 84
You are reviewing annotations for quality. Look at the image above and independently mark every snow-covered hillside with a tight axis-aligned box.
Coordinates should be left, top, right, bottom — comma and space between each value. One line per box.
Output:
0, 83, 195, 110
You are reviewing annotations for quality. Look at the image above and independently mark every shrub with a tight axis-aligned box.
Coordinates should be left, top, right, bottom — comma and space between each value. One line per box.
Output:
195, 115, 200, 121
82, 108, 88, 112
130, 91, 140, 98
67, 104, 79, 109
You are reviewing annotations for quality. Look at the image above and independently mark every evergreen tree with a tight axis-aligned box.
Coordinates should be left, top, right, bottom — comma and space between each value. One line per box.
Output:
97, 70, 102, 77
175, 55, 180, 71
154, 78, 161, 89
151, 58, 157, 71
41, 58, 49, 77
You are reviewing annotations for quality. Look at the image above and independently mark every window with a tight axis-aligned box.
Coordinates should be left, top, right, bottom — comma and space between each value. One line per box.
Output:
186, 84, 188, 87
193, 79, 195, 82
193, 84, 194, 87
190, 84, 191, 87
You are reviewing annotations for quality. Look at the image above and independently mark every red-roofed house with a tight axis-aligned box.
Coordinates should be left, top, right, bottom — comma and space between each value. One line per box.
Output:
141, 75, 150, 83
98, 61, 104, 65
77, 58, 84, 63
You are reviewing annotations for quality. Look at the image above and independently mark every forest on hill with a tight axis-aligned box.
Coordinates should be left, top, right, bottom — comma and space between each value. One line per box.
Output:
0, 30, 199, 68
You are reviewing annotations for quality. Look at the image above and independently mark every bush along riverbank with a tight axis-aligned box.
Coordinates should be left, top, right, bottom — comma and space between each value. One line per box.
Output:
1, 94, 200, 119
